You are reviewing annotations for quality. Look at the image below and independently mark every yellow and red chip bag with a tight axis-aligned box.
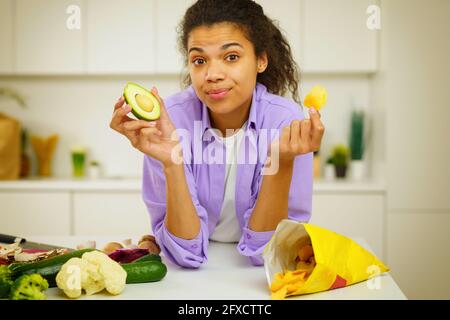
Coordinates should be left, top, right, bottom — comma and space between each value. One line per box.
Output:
263, 220, 389, 299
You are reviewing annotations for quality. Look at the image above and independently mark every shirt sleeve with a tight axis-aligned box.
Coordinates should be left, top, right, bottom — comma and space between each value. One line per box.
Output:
237, 111, 314, 266
142, 155, 209, 269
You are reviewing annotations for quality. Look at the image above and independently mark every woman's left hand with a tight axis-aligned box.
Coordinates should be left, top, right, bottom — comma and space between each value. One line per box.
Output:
270, 108, 325, 163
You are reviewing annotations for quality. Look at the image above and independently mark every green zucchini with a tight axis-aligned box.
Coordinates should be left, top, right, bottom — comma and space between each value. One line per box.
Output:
9, 248, 95, 287
122, 261, 167, 284
132, 253, 162, 263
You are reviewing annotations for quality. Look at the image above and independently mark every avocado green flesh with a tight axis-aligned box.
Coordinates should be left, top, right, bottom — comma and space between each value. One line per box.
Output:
123, 82, 161, 121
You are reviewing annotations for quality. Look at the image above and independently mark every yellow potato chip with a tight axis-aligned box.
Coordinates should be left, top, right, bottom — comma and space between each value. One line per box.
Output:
283, 270, 297, 283
270, 278, 285, 292
274, 272, 284, 281
295, 261, 316, 276
271, 286, 288, 300
304, 85, 328, 110
270, 268, 314, 299
287, 284, 299, 294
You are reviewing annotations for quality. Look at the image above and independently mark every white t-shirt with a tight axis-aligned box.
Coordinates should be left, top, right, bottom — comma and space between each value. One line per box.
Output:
209, 121, 248, 243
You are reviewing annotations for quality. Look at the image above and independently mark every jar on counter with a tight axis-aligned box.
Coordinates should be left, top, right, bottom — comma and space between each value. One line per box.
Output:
71, 145, 86, 178
88, 161, 102, 179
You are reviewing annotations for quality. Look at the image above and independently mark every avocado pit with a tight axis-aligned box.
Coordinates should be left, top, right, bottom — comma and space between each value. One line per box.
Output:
135, 94, 154, 112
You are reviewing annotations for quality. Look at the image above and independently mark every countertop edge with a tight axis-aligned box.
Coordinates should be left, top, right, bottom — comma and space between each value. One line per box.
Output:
0, 179, 385, 193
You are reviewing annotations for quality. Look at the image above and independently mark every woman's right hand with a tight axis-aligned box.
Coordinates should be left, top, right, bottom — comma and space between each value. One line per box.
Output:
109, 87, 182, 167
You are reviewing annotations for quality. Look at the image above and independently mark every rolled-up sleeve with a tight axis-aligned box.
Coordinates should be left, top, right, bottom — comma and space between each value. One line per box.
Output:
142, 155, 209, 269
238, 226, 275, 266
237, 112, 313, 266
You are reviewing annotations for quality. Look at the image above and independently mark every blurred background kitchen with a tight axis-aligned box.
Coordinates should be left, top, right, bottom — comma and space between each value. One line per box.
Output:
0, 0, 449, 299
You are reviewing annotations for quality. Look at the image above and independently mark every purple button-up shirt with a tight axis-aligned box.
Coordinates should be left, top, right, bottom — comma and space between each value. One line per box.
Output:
142, 83, 312, 268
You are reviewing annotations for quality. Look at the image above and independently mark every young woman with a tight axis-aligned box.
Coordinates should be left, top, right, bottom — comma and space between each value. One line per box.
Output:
110, 0, 324, 268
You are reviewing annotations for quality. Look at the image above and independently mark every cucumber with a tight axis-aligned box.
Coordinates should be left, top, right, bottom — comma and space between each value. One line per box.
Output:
0, 279, 12, 299
132, 253, 162, 263
122, 261, 167, 284
9, 248, 95, 287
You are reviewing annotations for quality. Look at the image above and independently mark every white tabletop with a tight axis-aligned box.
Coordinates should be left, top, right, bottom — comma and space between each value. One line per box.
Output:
13, 236, 406, 300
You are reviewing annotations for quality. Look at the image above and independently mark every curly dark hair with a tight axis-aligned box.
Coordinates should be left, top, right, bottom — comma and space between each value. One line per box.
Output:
177, 0, 301, 105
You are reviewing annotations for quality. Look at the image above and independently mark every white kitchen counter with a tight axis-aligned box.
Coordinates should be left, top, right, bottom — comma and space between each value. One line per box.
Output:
0, 178, 142, 192
15, 236, 405, 300
0, 178, 385, 193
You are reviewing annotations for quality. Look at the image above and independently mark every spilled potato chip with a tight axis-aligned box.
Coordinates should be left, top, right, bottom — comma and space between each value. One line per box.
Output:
270, 269, 309, 300
270, 249, 317, 300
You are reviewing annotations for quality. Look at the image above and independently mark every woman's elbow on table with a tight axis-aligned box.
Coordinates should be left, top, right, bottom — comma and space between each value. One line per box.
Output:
153, 220, 209, 268
248, 255, 265, 267
172, 252, 207, 269
156, 235, 208, 269
174, 254, 207, 269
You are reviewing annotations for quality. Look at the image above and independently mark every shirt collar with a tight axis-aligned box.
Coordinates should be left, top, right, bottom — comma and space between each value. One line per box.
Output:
199, 83, 266, 137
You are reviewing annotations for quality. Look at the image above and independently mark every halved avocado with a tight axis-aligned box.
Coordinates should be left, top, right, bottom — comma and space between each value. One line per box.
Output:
123, 82, 161, 121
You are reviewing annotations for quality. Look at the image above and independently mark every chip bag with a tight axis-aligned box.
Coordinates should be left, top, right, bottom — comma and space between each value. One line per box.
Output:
262, 220, 389, 299
0, 113, 21, 180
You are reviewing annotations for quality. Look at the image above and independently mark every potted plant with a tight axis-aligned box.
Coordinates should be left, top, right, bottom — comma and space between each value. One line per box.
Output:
20, 128, 31, 178
330, 144, 349, 178
349, 110, 366, 180
88, 160, 102, 180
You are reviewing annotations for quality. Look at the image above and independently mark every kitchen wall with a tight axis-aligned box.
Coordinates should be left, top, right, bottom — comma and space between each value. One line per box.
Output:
373, 0, 450, 299
0, 74, 374, 178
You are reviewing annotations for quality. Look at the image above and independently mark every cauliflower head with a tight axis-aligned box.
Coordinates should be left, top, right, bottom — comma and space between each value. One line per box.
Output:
56, 258, 88, 298
82, 251, 127, 295
56, 251, 126, 299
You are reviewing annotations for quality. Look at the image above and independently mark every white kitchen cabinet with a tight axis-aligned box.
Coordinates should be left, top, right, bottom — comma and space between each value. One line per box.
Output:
0, 0, 13, 73
155, 0, 193, 74
0, 192, 71, 236
256, 0, 303, 69
0, 180, 386, 257
73, 192, 151, 236
7, 0, 380, 75
302, 0, 377, 72
310, 193, 385, 259
86, 0, 156, 74
15, 0, 84, 74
